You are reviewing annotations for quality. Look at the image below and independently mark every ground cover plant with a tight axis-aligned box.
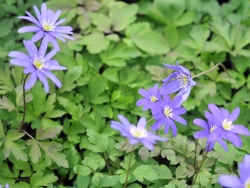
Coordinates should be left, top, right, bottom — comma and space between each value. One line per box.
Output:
0, 0, 250, 187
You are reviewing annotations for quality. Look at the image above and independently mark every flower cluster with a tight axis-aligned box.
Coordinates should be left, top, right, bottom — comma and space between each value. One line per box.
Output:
193, 104, 250, 151
219, 154, 250, 188
8, 3, 74, 93
136, 62, 194, 136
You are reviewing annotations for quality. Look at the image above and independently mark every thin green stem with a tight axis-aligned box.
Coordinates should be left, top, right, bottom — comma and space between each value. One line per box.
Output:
104, 152, 111, 175
114, 139, 129, 165
192, 63, 231, 79
193, 140, 197, 170
18, 74, 29, 131
22, 130, 36, 140
124, 146, 135, 188
191, 143, 210, 187
146, 118, 153, 124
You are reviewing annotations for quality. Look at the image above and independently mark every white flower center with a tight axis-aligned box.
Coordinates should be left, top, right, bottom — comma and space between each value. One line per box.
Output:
177, 72, 189, 88
32, 55, 47, 70
150, 95, 158, 102
164, 106, 173, 119
222, 119, 234, 131
130, 126, 148, 139
209, 125, 217, 133
41, 19, 55, 31
244, 178, 250, 188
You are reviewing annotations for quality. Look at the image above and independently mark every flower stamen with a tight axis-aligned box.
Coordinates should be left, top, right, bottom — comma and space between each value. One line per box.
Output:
33, 55, 47, 70
40, 19, 55, 31
210, 125, 217, 133
150, 95, 158, 102
130, 126, 148, 139
222, 119, 234, 131
177, 72, 189, 88
164, 106, 173, 119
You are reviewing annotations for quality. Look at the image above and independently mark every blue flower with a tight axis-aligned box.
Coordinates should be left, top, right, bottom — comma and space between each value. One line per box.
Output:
111, 115, 166, 150
219, 154, 250, 188
136, 84, 161, 111
18, 3, 74, 50
8, 38, 66, 93
161, 63, 196, 105
151, 95, 187, 136
0, 183, 9, 188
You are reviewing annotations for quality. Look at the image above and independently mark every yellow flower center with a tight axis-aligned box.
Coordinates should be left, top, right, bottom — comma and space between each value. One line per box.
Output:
150, 95, 158, 102
130, 126, 148, 139
244, 179, 250, 188
41, 19, 55, 31
209, 125, 217, 133
222, 119, 234, 131
177, 73, 189, 88
164, 106, 173, 118
33, 55, 46, 70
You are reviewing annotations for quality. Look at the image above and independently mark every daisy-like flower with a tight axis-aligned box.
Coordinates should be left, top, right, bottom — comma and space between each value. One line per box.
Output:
18, 3, 74, 50
136, 84, 161, 111
218, 154, 250, 188
151, 95, 187, 136
161, 63, 196, 105
193, 118, 227, 151
111, 115, 166, 150
8, 38, 66, 93
205, 104, 250, 148
0, 183, 9, 188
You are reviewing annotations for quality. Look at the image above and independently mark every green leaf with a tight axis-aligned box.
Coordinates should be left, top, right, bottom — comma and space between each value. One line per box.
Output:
175, 11, 196, 27
133, 165, 158, 182
73, 165, 92, 176
91, 13, 111, 33
65, 146, 80, 168
6, 131, 24, 141
76, 176, 90, 188
4, 140, 27, 161
152, 165, 173, 179
80, 32, 110, 54
59, 66, 82, 93
0, 96, 15, 112
0, 19, 13, 38
125, 22, 169, 55
30, 171, 58, 187
36, 126, 63, 140
109, 3, 138, 31
175, 163, 187, 179
38, 141, 69, 168
99, 175, 120, 187
87, 129, 109, 153
26, 139, 41, 164
102, 67, 120, 82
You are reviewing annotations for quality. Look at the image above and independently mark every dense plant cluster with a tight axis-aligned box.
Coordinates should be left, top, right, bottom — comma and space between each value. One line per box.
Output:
0, 0, 250, 188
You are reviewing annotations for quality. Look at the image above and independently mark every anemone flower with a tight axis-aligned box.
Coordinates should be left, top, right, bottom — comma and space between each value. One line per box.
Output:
18, 3, 74, 50
218, 154, 250, 188
136, 84, 161, 111
151, 95, 187, 136
0, 183, 9, 188
161, 63, 196, 105
111, 115, 166, 150
8, 38, 66, 93
205, 104, 250, 148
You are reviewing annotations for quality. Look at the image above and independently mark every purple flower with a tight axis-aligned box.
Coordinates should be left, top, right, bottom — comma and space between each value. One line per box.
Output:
136, 84, 161, 111
205, 104, 250, 148
151, 95, 187, 136
218, 154, 250, 188
111, 115, 166, 150
161, 63, 196, 105
193, 118, 227, 151
18, 3, 74, 50
0, 184, 9, 188
8, 38, 66, 93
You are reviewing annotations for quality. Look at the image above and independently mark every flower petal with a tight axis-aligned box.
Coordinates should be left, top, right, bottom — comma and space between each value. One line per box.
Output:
18, 15, 40, 26
217, 138, 228, 151
51, 10, 61, 23
41, 3, 47, 20
223, 131, 242, 148
38, 37, 48, 57
160, 80, 180, 95
171, 114, 187, 125
169, 119, 177, 136
231, 125, 250, 135
44, 49, 58, 61
23, 66, 35, 74
138, 89, 150, 98
9, 51, 30, 61
42, 70, 62, 88
31, 30, 45, 42
152, 119, 164, 131
18, 26, 41, 33
23, 40, 38, 59
25, 72, 37, 90
218, 175, 242, 187
54, 19, 66, 27
54, 26, 73, 34
117, 115, 131, 128
137, 117, 146, 129
193, 119, 208, 130
10, 59, 30, 67
37, 71, 49, 93
194, 130, 208, 139
33, 5, 42, 21
228, 107, 240, 122
208, 104, 223, 122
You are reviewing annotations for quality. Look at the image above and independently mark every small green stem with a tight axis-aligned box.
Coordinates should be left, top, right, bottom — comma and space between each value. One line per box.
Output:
18, 74, 29, 131
192, 63, 230, 79
146, 118, 153, 124
104, 152, 111, 175
193, 140, 197, 170
114, 139, 129, 165
191, 143, 210, 187
124, 146, 135, 188
22, 130, 36, 140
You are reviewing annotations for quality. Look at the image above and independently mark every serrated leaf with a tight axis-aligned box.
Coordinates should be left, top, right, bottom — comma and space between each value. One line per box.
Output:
153, 165, 173, 179
0, 96, 15, 112
30, 171, 58, 187
87, 129, 109, 153
6, 131, 24, 141
99, 175, 120, 187
36, 126, 63, 140
133, 165, 158, 182
4, 140, 27, 161
73, 165, 92, 176
26, 139, 41, 164
175, 163, 187, 179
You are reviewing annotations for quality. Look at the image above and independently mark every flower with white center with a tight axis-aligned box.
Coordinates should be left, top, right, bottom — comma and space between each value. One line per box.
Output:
111, 115, 166, 150
222, 119, 234, 130
151, 95, 187, 136
18, 3, 74, 50
8, 39, 66, 93
219, 154, 250, 188
137, 84, 161, 111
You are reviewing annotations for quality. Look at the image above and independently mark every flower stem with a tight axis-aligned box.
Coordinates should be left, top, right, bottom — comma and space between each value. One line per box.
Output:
124, 146, 135, 188
193, 140, 197, 170
192, 63, 230, 79
114, 139, 129, 165
191, 143, 210, 187
104, 152, 111, 175
18, 74, 29, 132
146, 118, 153, 124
